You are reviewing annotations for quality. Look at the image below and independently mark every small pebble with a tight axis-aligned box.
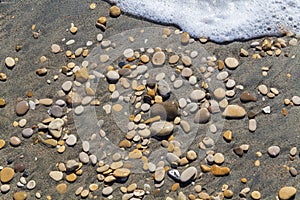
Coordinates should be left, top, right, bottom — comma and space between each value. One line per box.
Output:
5, 57, 15, 68
268, 145, 280, 157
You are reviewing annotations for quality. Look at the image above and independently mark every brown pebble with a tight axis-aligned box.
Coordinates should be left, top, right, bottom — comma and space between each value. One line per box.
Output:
56, 183, 67, 194
223, 130, 232, 142
15, 100, 29, 116
10, 136, 21, 147
14, 163, 25, 173
240, 91, 257, 102
233, 146, 244, 157
282, 108, 287, 116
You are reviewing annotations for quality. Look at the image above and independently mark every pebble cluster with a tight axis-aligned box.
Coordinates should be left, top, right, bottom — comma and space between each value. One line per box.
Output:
1, 2, 300, 200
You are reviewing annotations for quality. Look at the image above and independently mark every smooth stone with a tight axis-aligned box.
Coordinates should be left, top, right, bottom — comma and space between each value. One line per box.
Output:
0, 184, 10, 193
217, 71, 229, 80
152, 51, 166, 66
258, 84, 268, 95
66, 160, 79, 172
190, 90, 205, 101
186, 150, 197, 161
106, 70, 120, 83
180, 120, 190, 133
289, 167, 297, 177
51, 44, 61, 53
81, 96, 92, 105
166, 153, 180, 164
102, 187, 113, 196
181, 68, 193, 78
26, 180, 36, 190
291, 96, 300, 105
225, 57, 239, 69
138, 129, 151, 138
249, 119, 257, 132
22, 128, 33, 138
123, 49, 134, 58
113, 168, 131, 178
5, 57, 15, 68
0, 167, 15, 183
180, 166, 197, 182
222, 105, 246, 118
213, 88, 226, 100
14, 163, 25, 172
150, 121, 174, 137
182, 56, 192, 67
194, 108, 211, 124
226, 79, 236, 89
174, 80, 183, 89
48, 118, 64, 138
167, 169, 180, 181
214, 153, 225, 164
211, 164, 230, 176
278, 186, 297, 200
82, 141, 90, 152
62, 81, 73, 92
157, 80, 171, 98
189, 76, 197, 85
110, 5, 121, 17
136, 65, 148, 74
79, 152, 89, 164
74, 105, 84, 115
209, 100, 221, 113
169, 54, 179, 64
16, 101, 29, 116
10, 136, 21, 146
66, 134, 77, 146
13, 191, 27, 200
49, 171, 63, 181
233, 146, 244, 157
268, 146, 280, 157
155, 166, 165, 182
150, 102, 178, 121
251, 191, 261, 199
97, 33, 103, 42
178, 98, 187, 108
18, 119, 27, 128
50, 105, 63, 118
240, 91, 257, 102
39, 98, 53, 106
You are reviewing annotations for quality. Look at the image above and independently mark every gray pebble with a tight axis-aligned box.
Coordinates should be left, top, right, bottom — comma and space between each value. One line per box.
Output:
22, 128, 34, 138
217, 71, 229, 80
180, 166, 197, 182
173, 80, 183, 89
82, 141, 90, 152
66, 134, 77, 146
157, 80, 171, 98
89, 154, 97, 165
190, 90, 205, 101
79, 152, 89, 164
50, 105, 63, 118
178, 98, 187, 108
267, 145, 280, 157
292, 96, 300, 105
166, 153, 180, 164
74, 105, 84, 115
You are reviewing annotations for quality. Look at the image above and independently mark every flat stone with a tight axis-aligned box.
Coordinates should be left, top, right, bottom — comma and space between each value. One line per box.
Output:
251, 191, 261, 199
292, 96, 300, 106
155, 166, 165, 182
181, 68, 193, 78
66, 160, 79, 172
181, 32, 190, 44
268, 145, 280, 157
39, 98, 53, 106
62, 81, 73, 92
225, 57, 239, 69
50, 105, 63, 118
180, 166, 197, 182
113, 168, 131, 178
0, 167, 15, 183
211, 164, 230, 176
152, 51, 166, 66
66, 134, 77, 146
56, 183, 67, 194
194, 108, 211, 124
166, 153, 180, 164
22, 128, 33, 138
49, 171, 63, 181
240, 91, 257, 102
138, 129, 151, 138
5, 57, 15, 68
222, 105, 246, 119
258, 84, 268, 95
10, 136, 21, 146
214, 88, 226, 100
289, 167, 297, 177
36, 68, 47, 76
249, 119, 257, 132
214, 153, 225, 164
169, 54, 179, 64
102, 187, 113, 196
79, 152, 89, 164
190, 90, 205, 101
173, 80, 183, 89
51, 44, 61, 53
150, 121, 174, 137
278, 186, 297, 200
16, 101, 29, 116
74, 105, 84, 115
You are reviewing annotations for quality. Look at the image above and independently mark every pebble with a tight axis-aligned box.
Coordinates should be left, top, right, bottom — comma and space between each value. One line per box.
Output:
0, 139, 6, 149
97, 33, 103, 42
138, 129, 151, 138
222, 104, 246, 118
51, 44, 61, 53
16, 101, 29, 115
150, 121, 174, 137
13, 191, 27, 200
66, 134, 77, 146
168, 169, 180, 181
289, 167, 297, 177
181, 32, 190, 44
155, 166, 165, 182
182, 56, 192, 67
152, 51, 166, 66
74, 105, 84, 115
278, 186, 297, 200
79, 152, 89, 164
0, 167, 15, 183
214, 88, 226, 100
0, 98, 6, 107
62, 81, 72, 92
194, 108, 211, 124
166, 153, 180, 164
0, 184, 10, 193
56, 183, 67, 194
225, 57, 239, 69
180, 120, 190, 133
214, 153, 225, 164
123, 49, 134, 58
102, 186, 113, 196
150, 102, 178, 121
240, 91, 257, 102
5, 57, 15, 68
268, 145, 280, 157
18, 119, 27, 128
48, 118, 64, 138
217, 71, 229, 80
158, 80, 171, 98
22, 128, 34, 138
190, 90, 205, 101
82, 141, 90, 152
10, 136, 21, 146
181, 68, 193, 78
291, 96, 300, 105
113, 168, 131, 178
49, 171, 63, 181
251, 191, 261, 199
110, 5, 121, 17
169, 54, 179, 64
106, 70, 120, 83
26, 180, 36, 190
262, 106, 271, 114
258, 84, 268, 95
75, 67, 89, 83
211, 164, 230, 176
180, 166, 197, 182
174, 80, 183, 89
39, 98, 53, 106
50, 105, 63, 118
249, 119, 257, 132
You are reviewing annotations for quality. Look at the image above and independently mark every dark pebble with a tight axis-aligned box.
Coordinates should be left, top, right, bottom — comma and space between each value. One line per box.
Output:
49, 105, 63, 118
233, 147, 244, 157
14, 163, 25, 172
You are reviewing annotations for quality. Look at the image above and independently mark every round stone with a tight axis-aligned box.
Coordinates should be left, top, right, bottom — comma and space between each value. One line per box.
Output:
169, 54, 179, 64
106, 70, 120, 83
214, 153, 225, 164
186, 150, 197, 161
268, 146, 280, 157
291, 96, 300, 106
251, 191, 261, 199
74, 105, 84, 115
190, 90, 205, 101
56, 183, 67, 194
180, 120, 190, 133
22, 128, 34, 138
0, 98, 6, 107
26, 180, 36, 190
194, 108, 211, 124
110, 5, 121, 17
13, 191, 27, 200
50, 105, 63, 118
124, 49, 134, 58
14, 163, 25, 173
10, 136, 21, 146
51, 44, 61, 53
97, 33, 103, 42
222, 105, 246, 118
16, 101, 29, 116
278, 186, 297, 200
5, 57, 15, 68
180, 166, 197, 182
0, 184, 10, 193
18, 119, 27, 128
66, 134, 77, 146
226, 79, 236, 89
155, 167, 165, 182
62, 81, 72, 92
213, 88, 226, 100
79, 152, 89, 164
0, 167, 15, 183
258, 84, 268, 95
152, 51, 166, 66
181, 68, 193, 78
113, 168, 131, 178
102, 186, 113, 196
82, 141, 90, 152
138, 129, 151, 138
49, 171, 63, 181
225, 57, 239, 69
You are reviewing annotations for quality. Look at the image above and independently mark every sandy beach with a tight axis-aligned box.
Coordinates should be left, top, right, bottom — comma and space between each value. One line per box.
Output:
0, 0, 300, 199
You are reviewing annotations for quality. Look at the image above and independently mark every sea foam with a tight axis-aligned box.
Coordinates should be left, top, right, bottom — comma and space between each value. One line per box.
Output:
110, 0, 300, 42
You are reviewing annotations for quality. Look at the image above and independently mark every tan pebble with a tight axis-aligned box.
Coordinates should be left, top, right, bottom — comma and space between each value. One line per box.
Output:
89, 183, 98, 192
82, 49, 88, 57
112, 104, 123, 112
127, 183, 137, 192
171, 183, 180, 192
200, 165, 211, 173
179, 157, 189, 166
225, 57, 239, 69
278, 186, 297, 200
251, 191, 261, 199
119, 139, 131, 148
113, 168, 131, 178
0, 139, 5, 149
39, 98, 53, 106
90, 2, 96, 9
211, 164, 230, 176
129, 149, 142, 159
56, 183, 67, 194
80, 189, 89, 198
66, 173, 77, 182
70, 26, 78, 34
186, 150, 197, 161
214, 153, 225, 164
104, 175, 116, 183
181, 32, 190, 44
199, 36, 208, 43
198, 192, 210, 199
224, 189, 234, 198
284, 99, 290, 105
110, 5, 121, 17
5, 57, 16, 68
217, 60, 225, 70
85, 87, 95, 96
57, 145, 65, 153
223, 130, 232, 142
10, 136, 21, 146
13, 191, 27, 200
241, 177, 247, 183
120, 186, 127, 193
0, 167, 15, 183
140, 54, 149, 63
0, 73, 7, 81
0, 98, 6, 107
240, 48, 249, 57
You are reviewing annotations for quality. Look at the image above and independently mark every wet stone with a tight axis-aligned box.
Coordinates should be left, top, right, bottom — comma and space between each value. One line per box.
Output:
157, 80, 171, 98
194, 108, 210, 124
258, 84, 268, 95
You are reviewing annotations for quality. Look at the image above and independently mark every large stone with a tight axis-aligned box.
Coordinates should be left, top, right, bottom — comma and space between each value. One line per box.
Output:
278, 186, 296, 200
75, 67, 89, 83
15, 101, 29, 116
150, 101, 178, 121
180, 166, 197, 182
211, 164, 230, 176
222, 105, 246, 119
0, 167, 15, 183
150, 121, 174, 137
152, 51, 166, 66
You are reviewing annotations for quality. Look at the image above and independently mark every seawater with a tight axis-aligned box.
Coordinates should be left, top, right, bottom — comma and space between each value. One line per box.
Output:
110, 0, 300, 42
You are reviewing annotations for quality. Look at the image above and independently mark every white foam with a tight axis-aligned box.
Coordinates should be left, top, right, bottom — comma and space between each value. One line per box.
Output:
110, 0, 300, 42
